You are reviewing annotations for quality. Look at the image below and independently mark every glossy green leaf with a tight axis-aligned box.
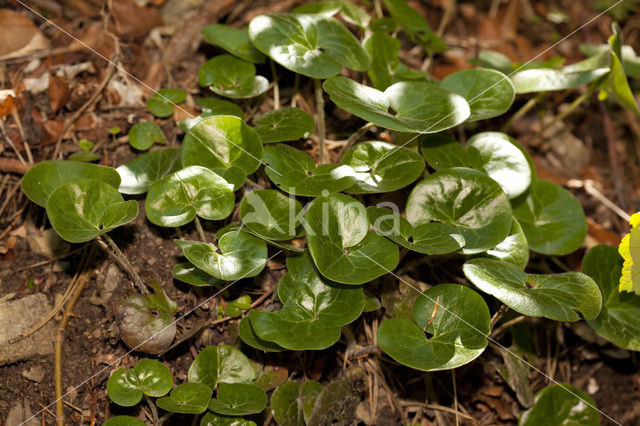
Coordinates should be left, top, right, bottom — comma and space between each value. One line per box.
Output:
208, 383, 267, 416
222, 295, 251, 318
482, 218, 529, 269
363, 289, 381, 312
248, 14, 370, 78
323, 77, 470, 133
197, 98, 245, 119
463, 258, 602, 321
240, 190, 303, 241
511, 68, 608, 93
419, 132, 473, 170
176, 230, 267, 281
249, 252, 364, 350
116, 148, 181, 195
198, 55, 269, 99
512, 180, 587, 255
182, 115, 263, 175
201, 24, 266, 63
382, 0, 446, 53
68, 151, 100, 162
107, 359, 173, 406
173, 262, 224, 287
46, 180, 138, 243
21, 160, 121, 207
338, 1, 370, 27
147, 88, 186, 118
253, 108, 315, 143
263, 144, 357, 196
406, 168, 512, 254
254, 365, 288, 392
146, 165, 234, 227
292, 1, 342, 15
440, 68, 515, 122
156, 382, 212, 414
272, 381, 323, 426
103, 416, 146, 426
212, 167, 247, 192
367, 206, 465, 255
188, 345, 256, 389
238, 317, 286, 352
603, 43, 640, 116
200, 412, 257, 426
468, 131, 537, 182
292, 1, 370, 27
519, 384, 600, 426
304, 193, 399, 284
128, 122, 166, 151
369, 17, 397, 33
583, 245, 640, 351
341, 141, 425, 193
378, 284, 490, 371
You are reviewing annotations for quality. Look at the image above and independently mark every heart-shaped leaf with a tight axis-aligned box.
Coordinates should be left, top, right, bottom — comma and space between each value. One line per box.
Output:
519, 384, 600, 426
173, 262, 224, 287
240, 190, 303, 241
22, 160, 121, 207
263, 144, 357, 196
156, 382, 212, 414
116, 148, 181, 195
201, 24, 266, 63
419, 132, 473, 170
271, 381, 323, 426
188, 345, 256, 388
481, 218, 529, 270
238, 317, 286, 352
253, 108, 315, 143
304, 193, 399, 284
248, 14, 370, 78
511, 180, 587, 255
440, 68, 515, 122
107, 359, 173, 406
378, 284, 490, 371
128, 122, 166, 151
341, 141, 425, 193
293, 1, 370, 27
198, 55, 269, 99
292, 1, 342, 15
146, 165, 234, 227
181, 115, 263, 175
511, 68, 608, 93
324, 77, 470, 133
197, 98, 245, 119
382, 0, 446, 53
103, 416, 146, 426
200, 413, 257, 426
46, 180, 138, 243
463, 258, 602, 321
175, 230, 267, 281
406, 168, 512, 254
208, 383, 267, 416
367, 206, 465, 255
248, 252, 365, 349
147, 88, 187, 118
582, 245, 640, 351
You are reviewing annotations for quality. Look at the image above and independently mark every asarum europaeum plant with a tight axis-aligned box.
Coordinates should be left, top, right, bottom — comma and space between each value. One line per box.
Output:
20, 1, 640, 424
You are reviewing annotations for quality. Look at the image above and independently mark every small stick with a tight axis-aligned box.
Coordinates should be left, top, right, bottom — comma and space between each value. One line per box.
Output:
436, 0, 456, 37
0, 121, 27, 165
194, 216, 207, 243
423, 296, 440, 332
97, 234, 147, 294
490, 304, 509, 329
145, 395, 159, 426
491, 315, 526, 339
314, 79, 327, 164
337, 122, 375, 161
451, 369, 459, 426
270, 59, 280, 110
568, 179, 630, 222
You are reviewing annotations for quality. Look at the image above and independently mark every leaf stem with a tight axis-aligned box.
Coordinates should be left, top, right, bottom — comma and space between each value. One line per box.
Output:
314, 78, 327, 164
490, 304, 509, 329
97, 234, 148, 294
547, 83, 598, 131
145, 395, 159, 426
337, 122, 375, 161
270, 59, 280, 110
194, 216, 207, 243
501, 92, 545, 133
451, 369, 459, 426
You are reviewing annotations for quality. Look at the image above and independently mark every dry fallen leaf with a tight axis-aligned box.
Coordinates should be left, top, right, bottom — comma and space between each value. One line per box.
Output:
49, 74, 70, 115
0, 9, 49, 60
112, 0, 163, 38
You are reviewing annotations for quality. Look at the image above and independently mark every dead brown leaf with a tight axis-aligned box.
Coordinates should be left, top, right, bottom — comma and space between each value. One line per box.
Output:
49, 74, 70, 115
0, 9, 49, 60
112, 0, 163, 38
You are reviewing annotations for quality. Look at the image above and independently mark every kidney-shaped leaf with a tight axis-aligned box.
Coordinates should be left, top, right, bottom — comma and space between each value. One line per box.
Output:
182, 115, 263, 175
519, 384, 600, 426
176, 230, 267, 281
240, 190, 303, 241
200, 413, 257, 426
208, 383, 267, 416
201, 24, 265, 63
107, 359, 173, 406
378, 284, 490, 371
271, 380, 323, 426
238, 317, 286, 352
173, 262, 224, 287
253, 108, 315, 143
512, 180, 586, 255
197, 97, 245, 119
147, 88, 186, 118
382, 0, 446, 53
146, 165, 234, 227
156, 383, 212, 414
511, 68, 608, 93
128, 122, 166, 151
188, 345, 256, 389
440, 68, 515, 122
482, 218, 529, 270
199, 55, 269, 99
463, 258, 602, 321
406, 168, 512, 254
248, 14, 370, 78
22, 160, 121, 207
103, 416, 147, 426
47, 180, 138, 243
117, 148, 181, 195
341, 141, 425, 193
324, 77, 470, 133
263, 144, 357, 196
304, 193, 399, 284
582, 244, 640, 351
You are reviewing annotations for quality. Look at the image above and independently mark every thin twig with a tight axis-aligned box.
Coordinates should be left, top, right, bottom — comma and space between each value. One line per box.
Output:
451, 370, 459, 426
17, 246, 85, 271
97, 234, 147, 294
436, 0, 456, 37
567, 179, 630, 222
490, 304, 509, 329
0, 121, 27, 165
314, 79, 326, 164
337, 122, 375, 161
145, 395, 159, 426
491, 315, 526, 339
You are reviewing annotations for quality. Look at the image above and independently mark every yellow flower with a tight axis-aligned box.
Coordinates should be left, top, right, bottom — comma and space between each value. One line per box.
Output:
618, 212, 640, 295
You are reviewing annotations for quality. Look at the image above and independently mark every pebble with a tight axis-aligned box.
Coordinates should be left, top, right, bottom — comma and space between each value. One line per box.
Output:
21, 365, 46, 383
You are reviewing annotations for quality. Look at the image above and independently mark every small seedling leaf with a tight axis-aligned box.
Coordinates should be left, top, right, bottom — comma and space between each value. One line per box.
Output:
147, 88, 187, 118
199, 55, 269, 99
128, 122, 167, 151
208, 383, 267, 416
156, 382, 212, 414
107, 359, 173, 406
188, 345, 256, 389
